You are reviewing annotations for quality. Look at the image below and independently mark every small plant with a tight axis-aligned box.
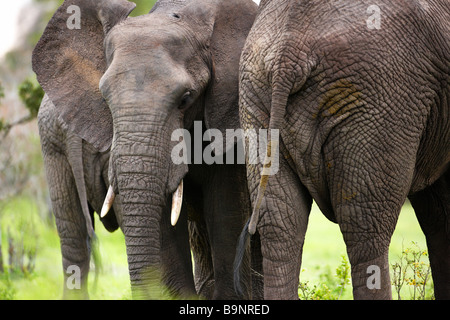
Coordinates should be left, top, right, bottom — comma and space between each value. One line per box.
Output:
391, 242, 434, 300
0, 272, 16, 300
336, 255, 351, 299
298, 280, 317, 300
7, 226, 37, 275
299, 255, 351, 300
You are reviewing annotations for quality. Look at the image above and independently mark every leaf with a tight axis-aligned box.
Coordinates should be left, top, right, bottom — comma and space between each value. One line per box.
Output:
18, 79, 44, 118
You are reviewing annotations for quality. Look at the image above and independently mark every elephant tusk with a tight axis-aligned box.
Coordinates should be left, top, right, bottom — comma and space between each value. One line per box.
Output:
101, 186, 116, 218
171, 180, 183, 227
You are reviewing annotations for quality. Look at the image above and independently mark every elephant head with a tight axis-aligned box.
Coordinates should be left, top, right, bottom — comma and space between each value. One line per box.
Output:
33, 0, 257, 298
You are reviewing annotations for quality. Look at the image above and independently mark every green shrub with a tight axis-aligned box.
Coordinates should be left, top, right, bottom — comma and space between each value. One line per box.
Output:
391, 242, 434, 300
299, 243, 433, 300
18, 78, 44, 119
299, 255, 351, 300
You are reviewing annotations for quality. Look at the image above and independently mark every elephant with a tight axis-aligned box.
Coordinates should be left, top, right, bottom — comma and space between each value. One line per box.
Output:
37, 94, 122, 299
237, 0, 449, 299
33, 0, 260, 299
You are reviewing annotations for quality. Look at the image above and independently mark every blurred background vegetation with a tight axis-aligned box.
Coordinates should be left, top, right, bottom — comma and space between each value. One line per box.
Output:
0, 0, 433, 300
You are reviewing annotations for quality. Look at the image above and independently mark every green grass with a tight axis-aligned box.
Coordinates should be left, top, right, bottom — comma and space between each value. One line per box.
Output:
0, 197, 430, 300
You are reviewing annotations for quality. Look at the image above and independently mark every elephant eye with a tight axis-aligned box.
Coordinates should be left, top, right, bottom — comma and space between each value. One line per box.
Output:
170, 13, 181, 19
179, 91, 192, 111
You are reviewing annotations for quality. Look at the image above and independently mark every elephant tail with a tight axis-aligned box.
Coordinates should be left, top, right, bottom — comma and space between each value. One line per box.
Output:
247, 83, 289, 235
247, 52, 313, 235
233, 219, 251, 298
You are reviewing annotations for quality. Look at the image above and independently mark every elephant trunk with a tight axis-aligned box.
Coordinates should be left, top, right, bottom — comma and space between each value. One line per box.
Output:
108, 118, 177, 299
122, 185, 163, 298
118, 157, 166, 298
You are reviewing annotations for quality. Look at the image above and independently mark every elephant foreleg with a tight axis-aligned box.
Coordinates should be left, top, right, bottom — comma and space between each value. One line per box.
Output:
38, 96, 91, 299
160, 204, 197, 298
203, 163, 253, 300
43, 150, 91, 299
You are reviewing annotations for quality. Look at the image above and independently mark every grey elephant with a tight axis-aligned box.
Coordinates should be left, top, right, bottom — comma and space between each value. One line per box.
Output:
237, 0, 449, 299
34, 0, 259, 299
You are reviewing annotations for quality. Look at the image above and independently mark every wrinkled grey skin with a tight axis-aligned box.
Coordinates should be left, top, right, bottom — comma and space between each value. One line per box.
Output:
239, 0, 449, 299
38, 94, 120, 299
38, 95, 199, 299
34, 0, 259, 299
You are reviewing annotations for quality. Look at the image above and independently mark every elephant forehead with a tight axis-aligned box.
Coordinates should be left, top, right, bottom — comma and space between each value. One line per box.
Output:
108, 15, 187, 46
105, 28, 193, 68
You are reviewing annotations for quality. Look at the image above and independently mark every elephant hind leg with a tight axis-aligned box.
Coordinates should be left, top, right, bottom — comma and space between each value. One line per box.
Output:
335, 202, 396, 300
253, 159, 313, 300
323, 116, 422, 299
332, 186, 405, 299
409, 169, 450, 300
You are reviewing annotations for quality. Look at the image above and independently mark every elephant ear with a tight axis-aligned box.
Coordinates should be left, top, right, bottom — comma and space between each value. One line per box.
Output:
32, 0, 136, 152
203, 0, 258, 151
